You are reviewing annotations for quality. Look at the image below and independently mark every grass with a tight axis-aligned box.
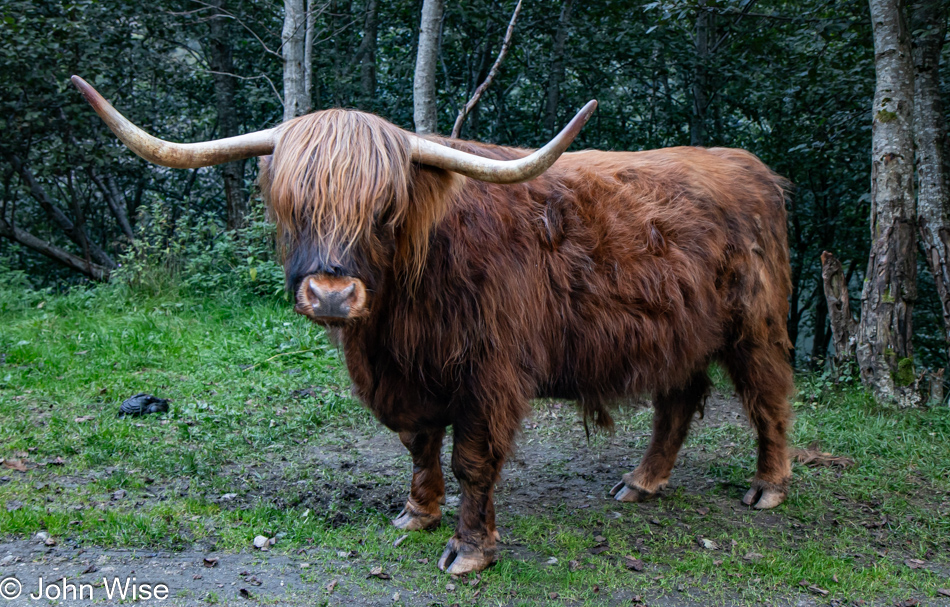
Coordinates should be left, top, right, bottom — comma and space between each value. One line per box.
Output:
1, 280, 949, 605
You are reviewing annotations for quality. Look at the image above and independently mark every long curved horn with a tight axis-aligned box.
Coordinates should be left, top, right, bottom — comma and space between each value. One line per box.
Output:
409, 100, 597, 183
71, 76, 277, 169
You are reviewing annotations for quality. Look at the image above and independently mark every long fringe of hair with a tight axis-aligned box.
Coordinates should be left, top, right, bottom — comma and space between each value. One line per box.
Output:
262, 110, 462, 285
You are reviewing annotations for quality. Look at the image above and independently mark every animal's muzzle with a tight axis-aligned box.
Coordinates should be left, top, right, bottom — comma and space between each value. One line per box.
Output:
295, 275, 369, 321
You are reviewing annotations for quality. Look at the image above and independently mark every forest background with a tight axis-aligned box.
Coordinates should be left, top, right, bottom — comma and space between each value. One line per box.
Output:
1, 0, 948, 401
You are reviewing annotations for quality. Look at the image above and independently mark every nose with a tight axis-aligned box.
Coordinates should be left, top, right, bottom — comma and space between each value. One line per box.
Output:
295, 275, 368, 320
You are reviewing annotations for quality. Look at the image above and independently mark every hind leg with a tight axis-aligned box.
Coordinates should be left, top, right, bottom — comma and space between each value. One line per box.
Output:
612, 371, 710, 502
722, 343, 793, 509
393, 428, 446, 531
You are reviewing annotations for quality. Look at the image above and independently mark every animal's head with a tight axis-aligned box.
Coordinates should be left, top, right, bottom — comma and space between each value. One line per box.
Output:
257, 110, 454, 324
71, 75, 595, 325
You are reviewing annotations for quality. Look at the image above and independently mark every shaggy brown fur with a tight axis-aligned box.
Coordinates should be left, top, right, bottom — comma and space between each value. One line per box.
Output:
260, 110, 794, 573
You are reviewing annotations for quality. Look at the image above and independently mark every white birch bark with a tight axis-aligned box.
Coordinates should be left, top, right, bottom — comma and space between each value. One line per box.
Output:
413, 0, 444, 134
857, 0, 919, 405
283, 0, 310, 121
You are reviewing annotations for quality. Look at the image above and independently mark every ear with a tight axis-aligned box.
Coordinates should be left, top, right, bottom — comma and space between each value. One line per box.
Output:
257, 155, 274, 200
257, 155, 276, 225
394, 165, 464, 285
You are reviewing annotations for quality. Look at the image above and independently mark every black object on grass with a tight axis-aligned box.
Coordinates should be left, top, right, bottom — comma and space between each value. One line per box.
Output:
117, 393, 169, 417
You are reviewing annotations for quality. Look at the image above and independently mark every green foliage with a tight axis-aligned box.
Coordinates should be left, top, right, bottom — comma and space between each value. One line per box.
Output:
0, 248, 47, 314
0, 249, 28, 293
115, 199, 285, 301
0, 0, 945, 376
1, 287, 948, 602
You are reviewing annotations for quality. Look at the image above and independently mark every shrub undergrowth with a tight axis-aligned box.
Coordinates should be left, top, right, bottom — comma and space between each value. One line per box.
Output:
115, 198, 286, 301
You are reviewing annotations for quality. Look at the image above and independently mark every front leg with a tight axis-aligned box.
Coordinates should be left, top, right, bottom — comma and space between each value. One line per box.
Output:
438, 416, 515, 575
393, 428, 446, 531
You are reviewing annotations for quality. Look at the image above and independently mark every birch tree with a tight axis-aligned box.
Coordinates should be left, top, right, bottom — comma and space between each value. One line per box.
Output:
413, 0, 444, 134
283, 0, 310, 121
857, 0, 918, 405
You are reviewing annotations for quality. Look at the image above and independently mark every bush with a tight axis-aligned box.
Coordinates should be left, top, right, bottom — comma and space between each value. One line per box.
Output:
0, 247, 47, 313
0, 249, 29, 292
115, 198, 286, 301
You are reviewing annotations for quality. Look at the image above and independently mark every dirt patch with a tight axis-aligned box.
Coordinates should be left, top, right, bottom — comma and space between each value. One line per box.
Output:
2, 391, 945, 606
201, 391, 757, 527
0, 537, 388, 606
501, 392, 749, 515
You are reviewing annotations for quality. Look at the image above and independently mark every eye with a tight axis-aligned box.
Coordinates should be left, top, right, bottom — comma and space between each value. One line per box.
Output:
324, 263, 346, 277
375, 202, 397, 226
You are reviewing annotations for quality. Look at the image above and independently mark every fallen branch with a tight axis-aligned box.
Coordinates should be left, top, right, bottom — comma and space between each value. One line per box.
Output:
791, 446, 856, 469
451, 0, 523, 139
6, 152, 115, 269
0, 215, 110, 280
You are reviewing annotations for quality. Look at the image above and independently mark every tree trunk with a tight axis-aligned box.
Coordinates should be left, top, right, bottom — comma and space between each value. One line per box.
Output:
811, 283, 829, 366
911, 0, 950, 367
283, 0, 310, 121
87, 169, 134, 242
786, 194, 804, 365
821, 251, 859, 366
858, 0, 919, 406
451, 0, 523, 139
7, 153, 115, 270
691, 0, 713, 146
359, 0, 379, 104
413, 0, 444, 134
787, 262, 801, 360
330, 0, 353, 105
0, 215, 109, 281
543, 0, 574, 136
208, 0, 248, 230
